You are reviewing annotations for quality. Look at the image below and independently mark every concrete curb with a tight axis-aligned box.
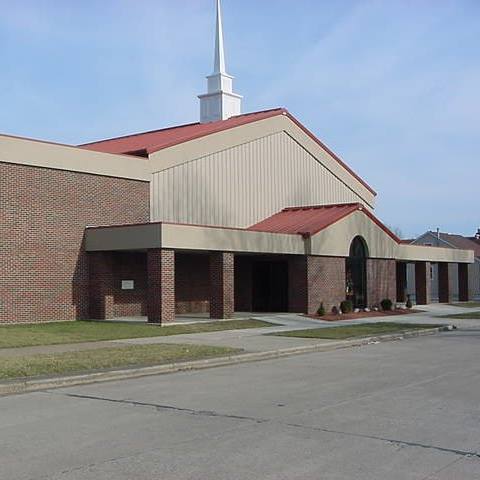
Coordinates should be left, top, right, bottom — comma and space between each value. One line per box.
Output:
0, 327, 445, 397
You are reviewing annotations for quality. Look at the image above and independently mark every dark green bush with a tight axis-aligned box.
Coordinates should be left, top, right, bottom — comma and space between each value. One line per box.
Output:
317, 302, 326, 316
340, 300, 353, 314
381, 298, 393, 311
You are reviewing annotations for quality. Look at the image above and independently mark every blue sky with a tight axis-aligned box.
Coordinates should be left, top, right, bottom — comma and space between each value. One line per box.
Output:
0, 0, 478, 238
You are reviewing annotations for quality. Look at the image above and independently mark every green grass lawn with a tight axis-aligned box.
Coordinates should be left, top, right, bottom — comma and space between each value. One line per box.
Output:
449, 302, 480, 309
0, 319, 275, 349
440, 311, 480, 320
270, 322, 444, 340
0, 344, 240, 380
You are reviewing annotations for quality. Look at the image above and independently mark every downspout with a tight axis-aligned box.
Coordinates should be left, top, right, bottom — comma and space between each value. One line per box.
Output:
300, 232, 312, 256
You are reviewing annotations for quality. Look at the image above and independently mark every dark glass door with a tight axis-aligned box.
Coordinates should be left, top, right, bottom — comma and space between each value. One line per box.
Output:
252, 261, 288, 312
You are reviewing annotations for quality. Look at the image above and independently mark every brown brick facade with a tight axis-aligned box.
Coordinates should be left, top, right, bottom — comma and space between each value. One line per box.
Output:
415, 261, 431, 305
396, 262, 407, 302
0, 162, 149, 324
89, 252, 148, 319
288, 256, 346, 314
366, 259, 396, 307
147, 249, 175, 323
458, 263, 470, 302
438, 262, 451, 303
175, 253, 210, 314
209, 252, 234, 319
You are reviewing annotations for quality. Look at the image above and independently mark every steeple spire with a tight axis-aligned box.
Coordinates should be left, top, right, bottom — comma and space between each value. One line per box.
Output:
198, 0, 242, 123
213, 0, 226, 74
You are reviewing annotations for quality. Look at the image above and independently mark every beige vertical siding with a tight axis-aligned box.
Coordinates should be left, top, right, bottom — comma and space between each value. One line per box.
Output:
151, 132, 370, 228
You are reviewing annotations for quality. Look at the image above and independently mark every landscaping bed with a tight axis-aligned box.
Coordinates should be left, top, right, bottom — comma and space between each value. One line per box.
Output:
0, 344, 240, 380
0, 319, 275, 349
306, 309, 423, 322
270, 322, 444, 340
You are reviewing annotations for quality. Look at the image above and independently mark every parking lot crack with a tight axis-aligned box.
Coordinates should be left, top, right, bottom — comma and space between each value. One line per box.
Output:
56, 391, 268, 424
285, 422, 480, 459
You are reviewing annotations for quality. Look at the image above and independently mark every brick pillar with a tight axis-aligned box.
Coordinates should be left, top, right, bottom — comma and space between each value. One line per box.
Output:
288, 256, 346, 314
438, 263, 451, 303
396, 262, 407, 302
458, 263, 469, 302
210, 252, 234, 319
366, 259, 396, 307
147, 249, 175, 324
415, 261, 431, 305
89, 252, 114, 320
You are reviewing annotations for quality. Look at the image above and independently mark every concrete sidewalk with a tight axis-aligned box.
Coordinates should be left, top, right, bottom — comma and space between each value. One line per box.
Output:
0, 304, 471, 359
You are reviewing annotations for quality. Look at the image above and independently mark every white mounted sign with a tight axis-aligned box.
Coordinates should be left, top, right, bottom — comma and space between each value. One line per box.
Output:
121, 280, 135, 290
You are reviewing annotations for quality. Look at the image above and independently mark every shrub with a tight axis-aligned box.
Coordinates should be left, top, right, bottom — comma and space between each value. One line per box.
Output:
380, 298, 393, 311
406, 294, 413, 309
340, 300, 353, 314
317, 302, 326, 316
331, 306, 339, 315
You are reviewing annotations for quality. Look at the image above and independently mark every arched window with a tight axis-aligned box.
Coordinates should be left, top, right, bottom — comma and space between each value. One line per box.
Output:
349, 236, 369, 259
346, 236, 368, 308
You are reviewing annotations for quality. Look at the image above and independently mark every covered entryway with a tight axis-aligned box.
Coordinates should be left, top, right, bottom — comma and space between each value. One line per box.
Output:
252, 260, 288, 312
235, 255, 290, 313
346, 236, 368, 308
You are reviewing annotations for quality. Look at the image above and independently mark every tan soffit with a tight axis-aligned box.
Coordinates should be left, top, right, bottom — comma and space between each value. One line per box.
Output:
397, 244, 474, 263
85, 218, 473, 263
0, 134, 150, 181
85, 222, 305, 255
149, 114, 376, 209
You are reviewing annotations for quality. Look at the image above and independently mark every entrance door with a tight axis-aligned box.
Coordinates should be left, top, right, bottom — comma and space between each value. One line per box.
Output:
252, 261, 288, 312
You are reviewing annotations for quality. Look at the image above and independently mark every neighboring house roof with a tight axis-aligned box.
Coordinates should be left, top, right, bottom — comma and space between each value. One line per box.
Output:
79, 107, 376, 196
248, 203, 400, 241
413, 231, 480, 258
437, 232, 480, 258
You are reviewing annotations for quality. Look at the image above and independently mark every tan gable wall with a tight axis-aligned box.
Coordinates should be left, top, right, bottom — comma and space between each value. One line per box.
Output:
151, 131, 372, 228
310, 210, 398, 258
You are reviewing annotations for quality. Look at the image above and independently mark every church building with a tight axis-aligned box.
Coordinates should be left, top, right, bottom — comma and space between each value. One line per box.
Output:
0, 0, 474, 324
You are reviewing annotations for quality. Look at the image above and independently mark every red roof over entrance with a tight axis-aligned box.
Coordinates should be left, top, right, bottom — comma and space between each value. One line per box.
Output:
248, 203, 400, 242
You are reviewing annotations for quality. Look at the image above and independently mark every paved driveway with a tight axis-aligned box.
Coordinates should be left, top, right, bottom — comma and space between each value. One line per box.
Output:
1, 325, 479, 479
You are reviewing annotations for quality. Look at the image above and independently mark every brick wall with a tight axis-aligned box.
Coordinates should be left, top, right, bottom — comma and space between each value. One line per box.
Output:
366, 259, 396, 307
0, 162, 149, 324
175, 253, 210, 314
288, 256, 346, 314
307, 256, 346, 314
112, 252, 147, 317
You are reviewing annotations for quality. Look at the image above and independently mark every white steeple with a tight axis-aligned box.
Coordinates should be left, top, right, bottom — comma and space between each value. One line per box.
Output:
198, 0, 242, 123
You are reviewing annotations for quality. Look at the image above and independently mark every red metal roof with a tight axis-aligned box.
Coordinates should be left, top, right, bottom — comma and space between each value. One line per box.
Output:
79, 108, 286, 156
248, 203, 400, 242
79, 107, 376, 196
